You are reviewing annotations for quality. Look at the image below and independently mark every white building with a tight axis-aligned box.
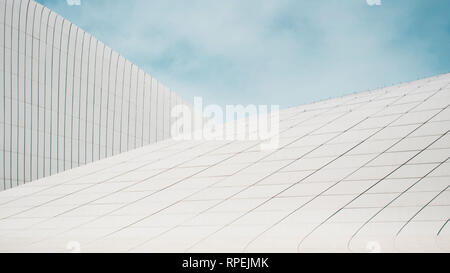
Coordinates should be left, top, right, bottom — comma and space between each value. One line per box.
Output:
0, 0, 188, 191
0, 0, 449, 253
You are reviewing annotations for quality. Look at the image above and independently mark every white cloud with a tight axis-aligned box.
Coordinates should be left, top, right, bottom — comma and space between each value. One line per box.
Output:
45, 0, 442, 108
66, 0, 81, 6
367, 0, 382, 6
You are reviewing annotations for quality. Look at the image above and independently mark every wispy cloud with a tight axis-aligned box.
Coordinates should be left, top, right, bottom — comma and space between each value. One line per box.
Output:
38, 0, 450, 108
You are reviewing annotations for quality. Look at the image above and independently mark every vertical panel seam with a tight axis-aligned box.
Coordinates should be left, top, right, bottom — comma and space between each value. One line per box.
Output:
42, 9, 51, 180
28, 0, 36, 183
76, 30, 85, 167
110, 55, 120, 156
155, 81, 158, 143
100, 49, 112, 160
90, 40, 99, 162
118, 61, 126, 154
134, 69, 139, 149
16, 0, 24, 186
48, 13, 58, 176
96, 43, 106, 161
2, 0, 7, 189
140, 72, 146, 145
10, 0, 15, 188
69, 27, 79, 169
35, 4, 44, 180
126, 64, 133, 152
83, 36, 92, 165
22, 0, 31, 184
62, 22, 73, 171
55, 18, 65, 173
149, 76, 154, 144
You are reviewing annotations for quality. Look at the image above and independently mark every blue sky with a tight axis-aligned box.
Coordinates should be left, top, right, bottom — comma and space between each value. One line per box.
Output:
36, 0, 450, 108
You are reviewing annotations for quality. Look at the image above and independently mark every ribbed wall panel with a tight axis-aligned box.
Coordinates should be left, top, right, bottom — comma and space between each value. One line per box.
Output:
0, 0, 188, 191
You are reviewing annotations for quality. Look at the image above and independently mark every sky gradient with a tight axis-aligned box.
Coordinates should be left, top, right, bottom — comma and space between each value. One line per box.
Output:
36, 0, 450, 108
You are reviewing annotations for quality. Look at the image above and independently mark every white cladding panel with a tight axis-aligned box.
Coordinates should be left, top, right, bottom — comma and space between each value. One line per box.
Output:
0, 0, 189, 190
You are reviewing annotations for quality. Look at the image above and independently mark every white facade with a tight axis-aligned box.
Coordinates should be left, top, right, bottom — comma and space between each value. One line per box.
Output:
0, 0, 187, 190
0, 72, 448, 253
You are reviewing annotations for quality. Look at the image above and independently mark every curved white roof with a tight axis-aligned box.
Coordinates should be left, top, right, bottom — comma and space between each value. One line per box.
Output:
0, 73, 448, 252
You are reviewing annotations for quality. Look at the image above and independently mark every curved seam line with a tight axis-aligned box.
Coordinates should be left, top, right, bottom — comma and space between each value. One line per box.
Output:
345, 133, 450, 251
236, 87, 439, 252
2, 140, 191, 220
124, 93, 381, 251
396, 182, 450, 236
173, 89, 402, 252
437, 219, 449, 236
296, 106, 448, 252
293, 89, 445, 251
294, 103, 448, 251
126, 96, 364, 251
